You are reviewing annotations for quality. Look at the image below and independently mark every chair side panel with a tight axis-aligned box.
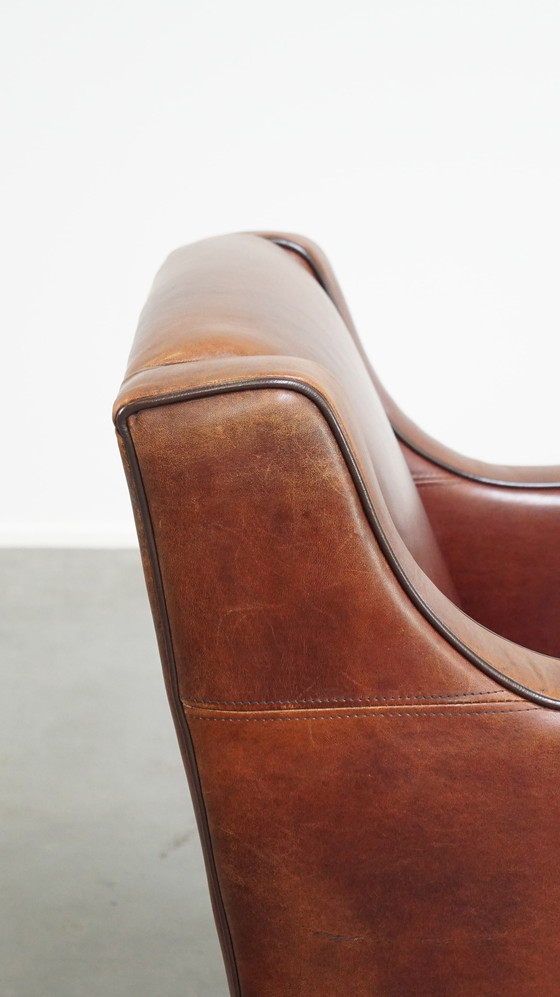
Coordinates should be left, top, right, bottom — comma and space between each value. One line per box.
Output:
127, 388, 496, 709
188, 702, 559, 997
121, 385, 554, 995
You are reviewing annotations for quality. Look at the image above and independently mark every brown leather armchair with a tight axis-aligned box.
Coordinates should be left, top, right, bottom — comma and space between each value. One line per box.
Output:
114, 233, 560, 997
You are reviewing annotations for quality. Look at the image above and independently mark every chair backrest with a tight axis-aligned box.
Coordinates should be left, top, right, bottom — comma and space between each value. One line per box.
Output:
122, 232, 457, 602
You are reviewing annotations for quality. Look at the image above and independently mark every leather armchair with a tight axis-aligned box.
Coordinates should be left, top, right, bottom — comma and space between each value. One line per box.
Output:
113, 233, 560, 997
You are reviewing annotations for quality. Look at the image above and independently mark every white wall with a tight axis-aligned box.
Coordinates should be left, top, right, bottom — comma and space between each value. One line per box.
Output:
2, 0, 560, 546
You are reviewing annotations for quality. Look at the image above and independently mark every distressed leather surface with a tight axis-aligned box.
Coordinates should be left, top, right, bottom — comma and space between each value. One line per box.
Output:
189, 702, 558, 997
128, 389, 507, 707
114, 232, 560, 996
121, 233, 456, 602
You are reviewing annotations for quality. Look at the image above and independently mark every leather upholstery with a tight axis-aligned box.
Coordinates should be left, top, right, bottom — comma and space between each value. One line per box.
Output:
275, 231, 560, 659
404, 443, 560, 657
121, 234, 456, 600
114, 232, 560, 996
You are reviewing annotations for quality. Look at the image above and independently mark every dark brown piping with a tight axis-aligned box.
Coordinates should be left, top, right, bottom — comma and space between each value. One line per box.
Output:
117, 418, 242, 997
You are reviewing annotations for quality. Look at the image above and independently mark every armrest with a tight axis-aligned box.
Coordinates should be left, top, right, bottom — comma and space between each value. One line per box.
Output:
115, 233, 560, 720
114, 232, 560, 997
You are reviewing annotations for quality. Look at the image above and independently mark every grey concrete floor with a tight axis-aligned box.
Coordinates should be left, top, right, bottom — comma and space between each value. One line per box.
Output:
1, 549, 228, 997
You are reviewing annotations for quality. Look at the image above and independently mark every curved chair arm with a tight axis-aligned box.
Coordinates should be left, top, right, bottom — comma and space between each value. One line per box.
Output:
115, 233, 560, 708
114, 232, 560, 996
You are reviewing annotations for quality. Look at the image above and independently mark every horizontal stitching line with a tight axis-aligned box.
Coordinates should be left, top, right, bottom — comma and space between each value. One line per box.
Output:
122, 356, 210, 382
187, 706, 539, 723
412, 475, 453, 482
414, 479, 464, 488
183, 690, 505, 707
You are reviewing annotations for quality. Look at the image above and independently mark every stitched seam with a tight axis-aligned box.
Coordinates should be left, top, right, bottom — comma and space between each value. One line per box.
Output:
186, 706, 539, 722
412, 475, 454, 483
183, 689, 506, 707
414, 479, 465, 488
122, 356, 219, 383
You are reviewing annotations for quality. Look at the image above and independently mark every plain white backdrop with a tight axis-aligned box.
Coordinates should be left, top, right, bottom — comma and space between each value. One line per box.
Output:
1, 0, 560, 546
